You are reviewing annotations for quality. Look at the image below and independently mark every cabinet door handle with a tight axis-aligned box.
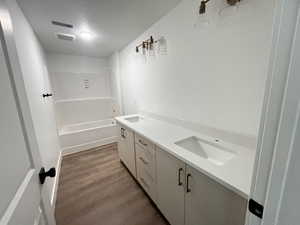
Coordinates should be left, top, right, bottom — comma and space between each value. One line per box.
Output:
139, 139, 148, 147
186, 174, 192, 193
139, 157, 149, 165
121, 128, 125, 138
178, 168, 183, 186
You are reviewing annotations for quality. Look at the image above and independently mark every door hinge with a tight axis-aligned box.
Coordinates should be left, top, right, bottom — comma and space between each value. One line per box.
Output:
249, 199, 264, 219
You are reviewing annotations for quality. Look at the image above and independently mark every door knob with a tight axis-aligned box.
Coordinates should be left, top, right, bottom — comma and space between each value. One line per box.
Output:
42, 93, 53, 98
39, 167, 56, 184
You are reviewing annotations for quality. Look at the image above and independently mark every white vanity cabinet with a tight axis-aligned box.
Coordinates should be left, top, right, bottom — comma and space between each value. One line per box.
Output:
118, 125, 136, 178
156, 147, 247, 225
156, 147, 185, 225
185, 165, 247, 225
116, 120, 247, 225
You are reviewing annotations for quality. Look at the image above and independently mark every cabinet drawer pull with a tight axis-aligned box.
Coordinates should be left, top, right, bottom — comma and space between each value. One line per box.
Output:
121, 128, 125, 138
178, 168, 183, 186
139, 139, 148, 147
139, 157, 149, 165
186, 174, 192, 193
140, 177, 150, 189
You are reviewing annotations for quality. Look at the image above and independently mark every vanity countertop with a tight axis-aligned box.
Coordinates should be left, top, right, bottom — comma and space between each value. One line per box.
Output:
115, 114, 256, 198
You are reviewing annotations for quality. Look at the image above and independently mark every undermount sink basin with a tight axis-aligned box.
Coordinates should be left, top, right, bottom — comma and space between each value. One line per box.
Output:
124, 116, 143, 123
175, 136, 236, 166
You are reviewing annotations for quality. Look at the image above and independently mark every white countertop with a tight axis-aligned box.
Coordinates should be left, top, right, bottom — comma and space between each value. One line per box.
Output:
115, 114, 256, 199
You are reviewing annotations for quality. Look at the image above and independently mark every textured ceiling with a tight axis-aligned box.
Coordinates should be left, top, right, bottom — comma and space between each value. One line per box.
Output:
17, 0, 181, 57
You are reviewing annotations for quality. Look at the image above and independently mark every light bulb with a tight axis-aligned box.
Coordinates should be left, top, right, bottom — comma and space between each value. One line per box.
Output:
80, 31, 94, 41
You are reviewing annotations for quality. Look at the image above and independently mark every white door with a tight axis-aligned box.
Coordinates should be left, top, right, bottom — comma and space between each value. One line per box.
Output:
6, 0, 61, 206
123, 128, 136, 177
247, 1, 300, 225
250, 6, 300, 225
185, 165, 247, 225
0, 1, 56, 224
156, 148, 185, 225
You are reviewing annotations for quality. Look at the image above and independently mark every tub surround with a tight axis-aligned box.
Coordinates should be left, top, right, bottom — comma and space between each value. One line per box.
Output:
116, 114, 256, 198
47, 53, 120, 153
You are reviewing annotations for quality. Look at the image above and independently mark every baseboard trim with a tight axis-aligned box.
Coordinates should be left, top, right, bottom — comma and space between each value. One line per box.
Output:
62, 137, 119, 156
51, 151, 62, 209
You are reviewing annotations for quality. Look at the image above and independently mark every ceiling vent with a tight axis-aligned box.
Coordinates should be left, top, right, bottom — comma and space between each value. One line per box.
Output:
56, 33, 76, 41
52, 20, 73, 28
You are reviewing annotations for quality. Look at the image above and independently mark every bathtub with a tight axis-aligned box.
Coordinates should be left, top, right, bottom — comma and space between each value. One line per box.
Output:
59, 119, 118, 155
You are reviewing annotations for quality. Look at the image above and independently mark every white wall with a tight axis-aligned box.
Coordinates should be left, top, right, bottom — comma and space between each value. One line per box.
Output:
47, 53, 118, 129
111, 0, 275, 147
7, 0, 61, 203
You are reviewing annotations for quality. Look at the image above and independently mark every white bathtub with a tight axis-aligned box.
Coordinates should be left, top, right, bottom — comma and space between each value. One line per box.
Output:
59, 119, 118, 155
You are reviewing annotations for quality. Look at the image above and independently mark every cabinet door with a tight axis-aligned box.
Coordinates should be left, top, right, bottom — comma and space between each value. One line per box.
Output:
156, 147, 185, 225
124, 128, 136, 177
118, 126, 136, 178
185, 166, 247, 225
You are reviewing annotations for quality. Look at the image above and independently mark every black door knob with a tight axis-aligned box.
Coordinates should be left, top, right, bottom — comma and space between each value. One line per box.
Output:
39, 167, 56, 184
42, 93, 53, 98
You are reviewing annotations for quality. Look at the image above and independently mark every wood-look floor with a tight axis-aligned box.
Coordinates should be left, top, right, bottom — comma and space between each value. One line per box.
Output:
55, 143, 169, 225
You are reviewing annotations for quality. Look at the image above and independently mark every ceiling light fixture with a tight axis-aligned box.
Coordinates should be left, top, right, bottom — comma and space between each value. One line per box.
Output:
56, 33, 76, 41
79, 31, 94, 41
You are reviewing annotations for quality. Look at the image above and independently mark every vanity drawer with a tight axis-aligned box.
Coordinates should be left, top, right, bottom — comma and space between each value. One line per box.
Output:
135, 134, 155, 154
137, 158, 157, 202
136, 143, 155, 178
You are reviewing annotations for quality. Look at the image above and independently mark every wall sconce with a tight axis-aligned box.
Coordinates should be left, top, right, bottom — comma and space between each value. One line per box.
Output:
135, 36, 168, 60
195, 0, 242, 27
219, 0, 242, 17
194, 0, 211, 27
135, 36, 158, 55
199, 0, 211, 14
227, 0, 241, 6
199, 0, 241, 14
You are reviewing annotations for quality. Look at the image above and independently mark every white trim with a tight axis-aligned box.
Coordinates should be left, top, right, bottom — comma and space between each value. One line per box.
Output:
275, 103, 300, 223
259, 8, 300, 224
59, 120, 116, 136
0, 170, 35, 225
247, 1, 300, 224
33, 207, 42, 225
62, 136, 118, 156
50, 151, 62, 209
55, 97, 115, 104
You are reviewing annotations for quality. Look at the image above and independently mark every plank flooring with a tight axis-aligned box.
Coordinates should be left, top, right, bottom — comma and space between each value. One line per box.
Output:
55, 143, 169, 225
